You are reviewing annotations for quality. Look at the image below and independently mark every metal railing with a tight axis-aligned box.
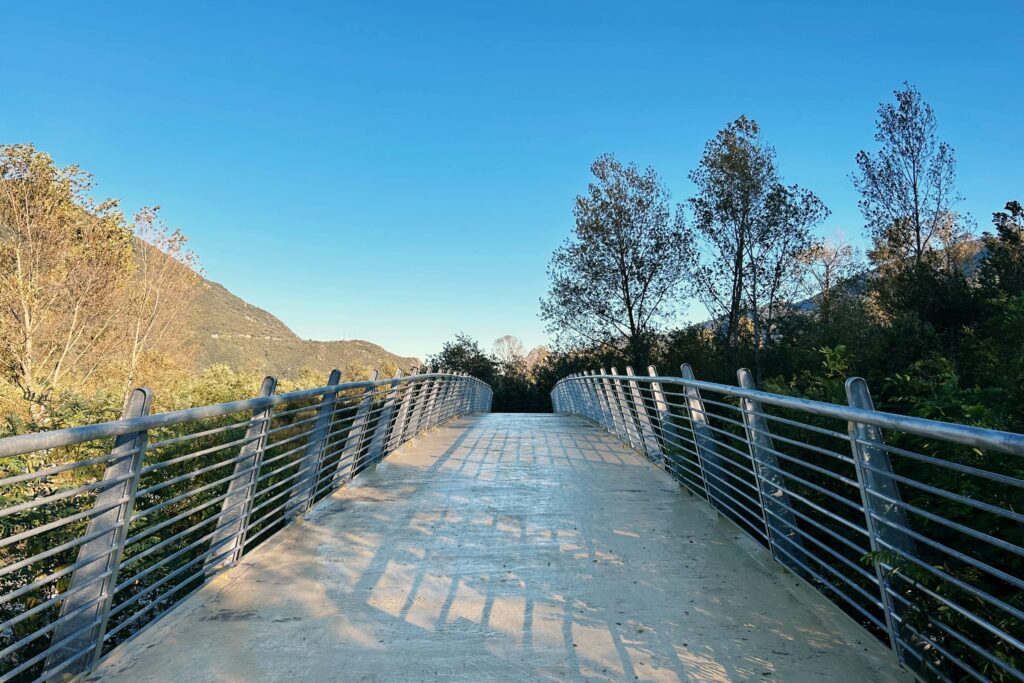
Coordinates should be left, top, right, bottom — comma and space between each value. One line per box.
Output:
0, 368, 492, 682
552, 367, 1023, 683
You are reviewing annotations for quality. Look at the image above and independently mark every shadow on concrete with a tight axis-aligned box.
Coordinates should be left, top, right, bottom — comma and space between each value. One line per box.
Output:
91, 414, 906, 682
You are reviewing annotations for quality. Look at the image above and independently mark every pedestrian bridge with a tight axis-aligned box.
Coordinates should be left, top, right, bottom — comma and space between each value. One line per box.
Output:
91, 413, 904, 682
1, 370, 1020, 682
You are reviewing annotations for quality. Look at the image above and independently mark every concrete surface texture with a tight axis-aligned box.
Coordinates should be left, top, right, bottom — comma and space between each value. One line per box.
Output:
92, 413, 909, 682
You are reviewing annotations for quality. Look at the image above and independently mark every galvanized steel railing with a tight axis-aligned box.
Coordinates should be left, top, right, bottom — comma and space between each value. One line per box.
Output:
0, 368, 491, 682
552, 366, 1023, 683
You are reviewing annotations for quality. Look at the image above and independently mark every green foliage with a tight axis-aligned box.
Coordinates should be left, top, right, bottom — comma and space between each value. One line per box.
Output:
426, 334, 497, 385
979, 201, 1024, 297
541, 153, 694, 367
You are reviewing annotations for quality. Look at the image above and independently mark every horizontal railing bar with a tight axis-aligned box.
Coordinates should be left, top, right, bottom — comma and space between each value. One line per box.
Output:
0, 615, 102, 683
897, 624, 988, 683
879, 540, 1024, 628
145, 416, 253, 450
117, 515, 242, 590
131, 465, 255, 522
767, 539, 887, 632
558, 374, 1024, 456
869, 512, 1024, 590
0, 496, 126, 549
109, 539, 236, 618
139, 433, 255, 475
0, 471, 133, 519
0, 545, 117, 608
861, 437, 1024, 488
866, 487, 1024, 557
0, 449, 127, 489
0, 573, 108, 638
859, 461, 1024, 523
920, 612, 1024, 681
886, 578, 1024, 661
124, 488, 238, 548
121, 504, 245, 575
0, 523, 118, 578
0, 373, 470, 457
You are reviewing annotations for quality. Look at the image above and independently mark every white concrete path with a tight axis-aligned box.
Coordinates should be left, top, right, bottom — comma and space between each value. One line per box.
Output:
92, 414, 908, 682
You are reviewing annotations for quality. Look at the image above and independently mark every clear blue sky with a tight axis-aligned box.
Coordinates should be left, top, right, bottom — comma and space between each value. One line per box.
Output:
3, 1, 1020, 359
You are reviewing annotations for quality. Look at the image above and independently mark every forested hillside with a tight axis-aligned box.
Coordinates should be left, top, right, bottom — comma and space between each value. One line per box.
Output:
0, 144, 417, 433
187, 276, 418, 378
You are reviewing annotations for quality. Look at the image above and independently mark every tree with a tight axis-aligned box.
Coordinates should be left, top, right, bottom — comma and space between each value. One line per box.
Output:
0, 144, 134, 414
541, 154, 694, 366
689, 117, 828, 380
492, 335, 526, 367
853, 83, 968, 271
797, 237, 863, 328
121, 206, 202, 391
426, 333, 496, 384
979, 200, 1024, 296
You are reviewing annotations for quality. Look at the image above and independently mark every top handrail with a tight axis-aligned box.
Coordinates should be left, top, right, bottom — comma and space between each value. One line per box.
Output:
0, 372, 479, 458
553, 372, 1024, 456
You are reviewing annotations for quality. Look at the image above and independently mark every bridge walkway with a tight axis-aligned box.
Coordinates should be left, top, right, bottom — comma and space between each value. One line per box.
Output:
91, 413, 907, 682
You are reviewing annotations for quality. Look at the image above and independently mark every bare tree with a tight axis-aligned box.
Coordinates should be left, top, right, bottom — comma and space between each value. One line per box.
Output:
121, 206, 202, 391
853, 83, 968, 271
797, 237, 863, 327
492, 335, 526, 367
0, 144, 133, 414
744, 184, 828, 380
541, 154, 694, 366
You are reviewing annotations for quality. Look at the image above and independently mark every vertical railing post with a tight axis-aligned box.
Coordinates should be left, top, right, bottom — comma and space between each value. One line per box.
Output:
463, 373, 474, 413
205, 376, 277, 576
562, 374, 575, 414
598, 370, 610, 423
679, 364, 722, 512
737, 368, 808, 578
406, 367, 432, 438
575, 374, 590, 419
846, 376, 918, 662
432, 371, 452, 425
648, 365, 682, 476
340, 370, 379, 482
626, 366, 661, 462
43, 388, 153, 679
422, 368, 441, 428
426, 368, 443, 427
364, 369, 402, 466
437, 372, 452, 422
610, 367, 641, 449
576, 375, 591, 419
388, 367, 418, 451
599, 368, 626, 438
581, 375, 593, 419
286, 369, 341, 520
459, 372, 470, 414
447, 372, 462, 419
591, 371, 607, 428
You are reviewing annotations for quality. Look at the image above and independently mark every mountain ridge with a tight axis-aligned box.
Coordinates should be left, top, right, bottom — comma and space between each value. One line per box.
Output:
187, 276, 420, 379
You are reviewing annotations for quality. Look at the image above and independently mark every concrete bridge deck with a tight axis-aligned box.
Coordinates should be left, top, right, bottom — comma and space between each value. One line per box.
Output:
92, 414, 907, 682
